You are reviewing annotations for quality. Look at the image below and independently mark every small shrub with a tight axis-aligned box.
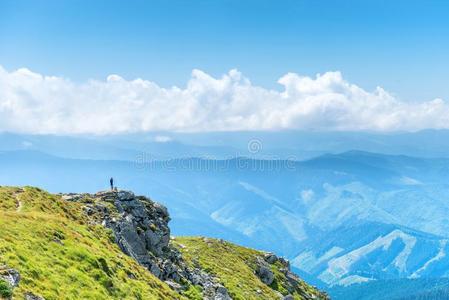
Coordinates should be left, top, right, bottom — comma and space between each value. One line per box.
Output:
183, 285, 202, 300
53, 230, 66, 241
105, 229, 115, 243
0, 279, 12, 298
97, 257, 112, 276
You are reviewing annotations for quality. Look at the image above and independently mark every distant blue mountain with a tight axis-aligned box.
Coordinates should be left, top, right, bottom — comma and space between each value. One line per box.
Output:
330, 278, 449, 300
2, 139, 449, 297
3, 129, 449, 161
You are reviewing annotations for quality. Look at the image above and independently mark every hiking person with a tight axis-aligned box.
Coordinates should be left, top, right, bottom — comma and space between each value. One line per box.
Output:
110, 177, 114, 191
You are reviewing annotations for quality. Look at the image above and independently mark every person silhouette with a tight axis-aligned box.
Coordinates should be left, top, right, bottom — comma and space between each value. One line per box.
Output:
110, 177, 114, 191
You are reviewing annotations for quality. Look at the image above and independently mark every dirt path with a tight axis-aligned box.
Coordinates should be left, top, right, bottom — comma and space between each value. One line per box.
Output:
13, 188, 24, 212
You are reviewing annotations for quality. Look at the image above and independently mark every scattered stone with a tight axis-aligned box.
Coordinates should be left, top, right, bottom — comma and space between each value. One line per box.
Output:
165, 280, 182, 292
264, 252, 278, 264
60, 194, 82, 202
24, 292, 45, 300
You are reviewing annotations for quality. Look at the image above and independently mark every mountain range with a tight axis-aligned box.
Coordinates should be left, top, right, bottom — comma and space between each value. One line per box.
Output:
3, 130, 449, 160
2, 131, 449, 299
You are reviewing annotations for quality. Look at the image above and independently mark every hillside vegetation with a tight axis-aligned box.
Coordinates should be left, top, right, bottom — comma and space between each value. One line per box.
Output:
0, 186, 182, 300
173, 237, 326, 300
0, 186, 327, 300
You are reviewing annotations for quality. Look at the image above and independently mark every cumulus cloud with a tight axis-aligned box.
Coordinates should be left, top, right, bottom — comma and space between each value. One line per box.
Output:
0, 65, 448, 134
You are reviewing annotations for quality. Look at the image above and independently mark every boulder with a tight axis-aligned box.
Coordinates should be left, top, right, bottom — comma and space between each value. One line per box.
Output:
165, 280, 183, 292
258, 265, 274, 285
214, 285, 231, 300
0, 267, 20, 288
264, 252, 278, 264
255, 257, 274, 285
24, 292, 45, 300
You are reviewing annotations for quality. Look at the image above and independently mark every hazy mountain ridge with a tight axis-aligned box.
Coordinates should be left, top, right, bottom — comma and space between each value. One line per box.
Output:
2, 138, 449, 298
4, 130, 449, 161
329, 278, 449, 300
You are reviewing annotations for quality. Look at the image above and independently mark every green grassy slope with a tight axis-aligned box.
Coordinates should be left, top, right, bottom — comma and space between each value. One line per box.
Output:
0, 186, 327, 300
0, 186, 182, 300
172, 237, 328, 300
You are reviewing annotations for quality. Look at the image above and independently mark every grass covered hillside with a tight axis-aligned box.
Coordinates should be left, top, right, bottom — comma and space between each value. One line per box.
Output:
172, 237, 328, 300
0, 186, 182, 300
0, 186, 327, 300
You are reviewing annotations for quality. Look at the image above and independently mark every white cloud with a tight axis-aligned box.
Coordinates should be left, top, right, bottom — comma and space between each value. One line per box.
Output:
0, 65, 448, 134
154, 135, 172, 143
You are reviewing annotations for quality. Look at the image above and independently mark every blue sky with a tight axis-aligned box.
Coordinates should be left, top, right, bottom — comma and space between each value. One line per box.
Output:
1, 1, 449, 135
1, 0, 448, 101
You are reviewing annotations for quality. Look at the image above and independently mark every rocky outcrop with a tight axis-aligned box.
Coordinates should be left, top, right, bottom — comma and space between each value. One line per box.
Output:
255, 252, 325, 300
59, 190, 328, 299
62, 190, 231, 299
0, 266, 20, 288
95, 190, 178, 280
0, 266, 45, 300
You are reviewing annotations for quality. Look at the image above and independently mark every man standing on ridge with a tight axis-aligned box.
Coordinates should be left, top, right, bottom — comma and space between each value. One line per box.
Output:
110, 177, 114, 191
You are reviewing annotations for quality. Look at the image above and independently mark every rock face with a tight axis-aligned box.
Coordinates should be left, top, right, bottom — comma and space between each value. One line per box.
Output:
95, 190, 177, 281
63, 190, 231, 299
59, 190, 327, 299
0, 267, 20, 288
255, 256, 275, 285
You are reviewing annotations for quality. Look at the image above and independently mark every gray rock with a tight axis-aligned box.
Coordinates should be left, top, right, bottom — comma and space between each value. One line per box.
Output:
61, 190, 197, 289
258, 265, 274, 285
117, 190, 135, 201
165, 280, 183, 291
150, 263, 162, 278
62, 190, 311, 299
264, 252, 278, 264
279, 257, 290, 269
214, 285, 231, 300
24, 292, 45, 300
202, 282, 231, 300
0, 267, 20, 287
255, 257, 274, 285
61, 194, 81, 202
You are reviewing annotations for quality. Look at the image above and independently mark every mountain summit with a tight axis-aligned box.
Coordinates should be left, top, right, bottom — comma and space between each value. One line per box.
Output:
0, 186, 328, 300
